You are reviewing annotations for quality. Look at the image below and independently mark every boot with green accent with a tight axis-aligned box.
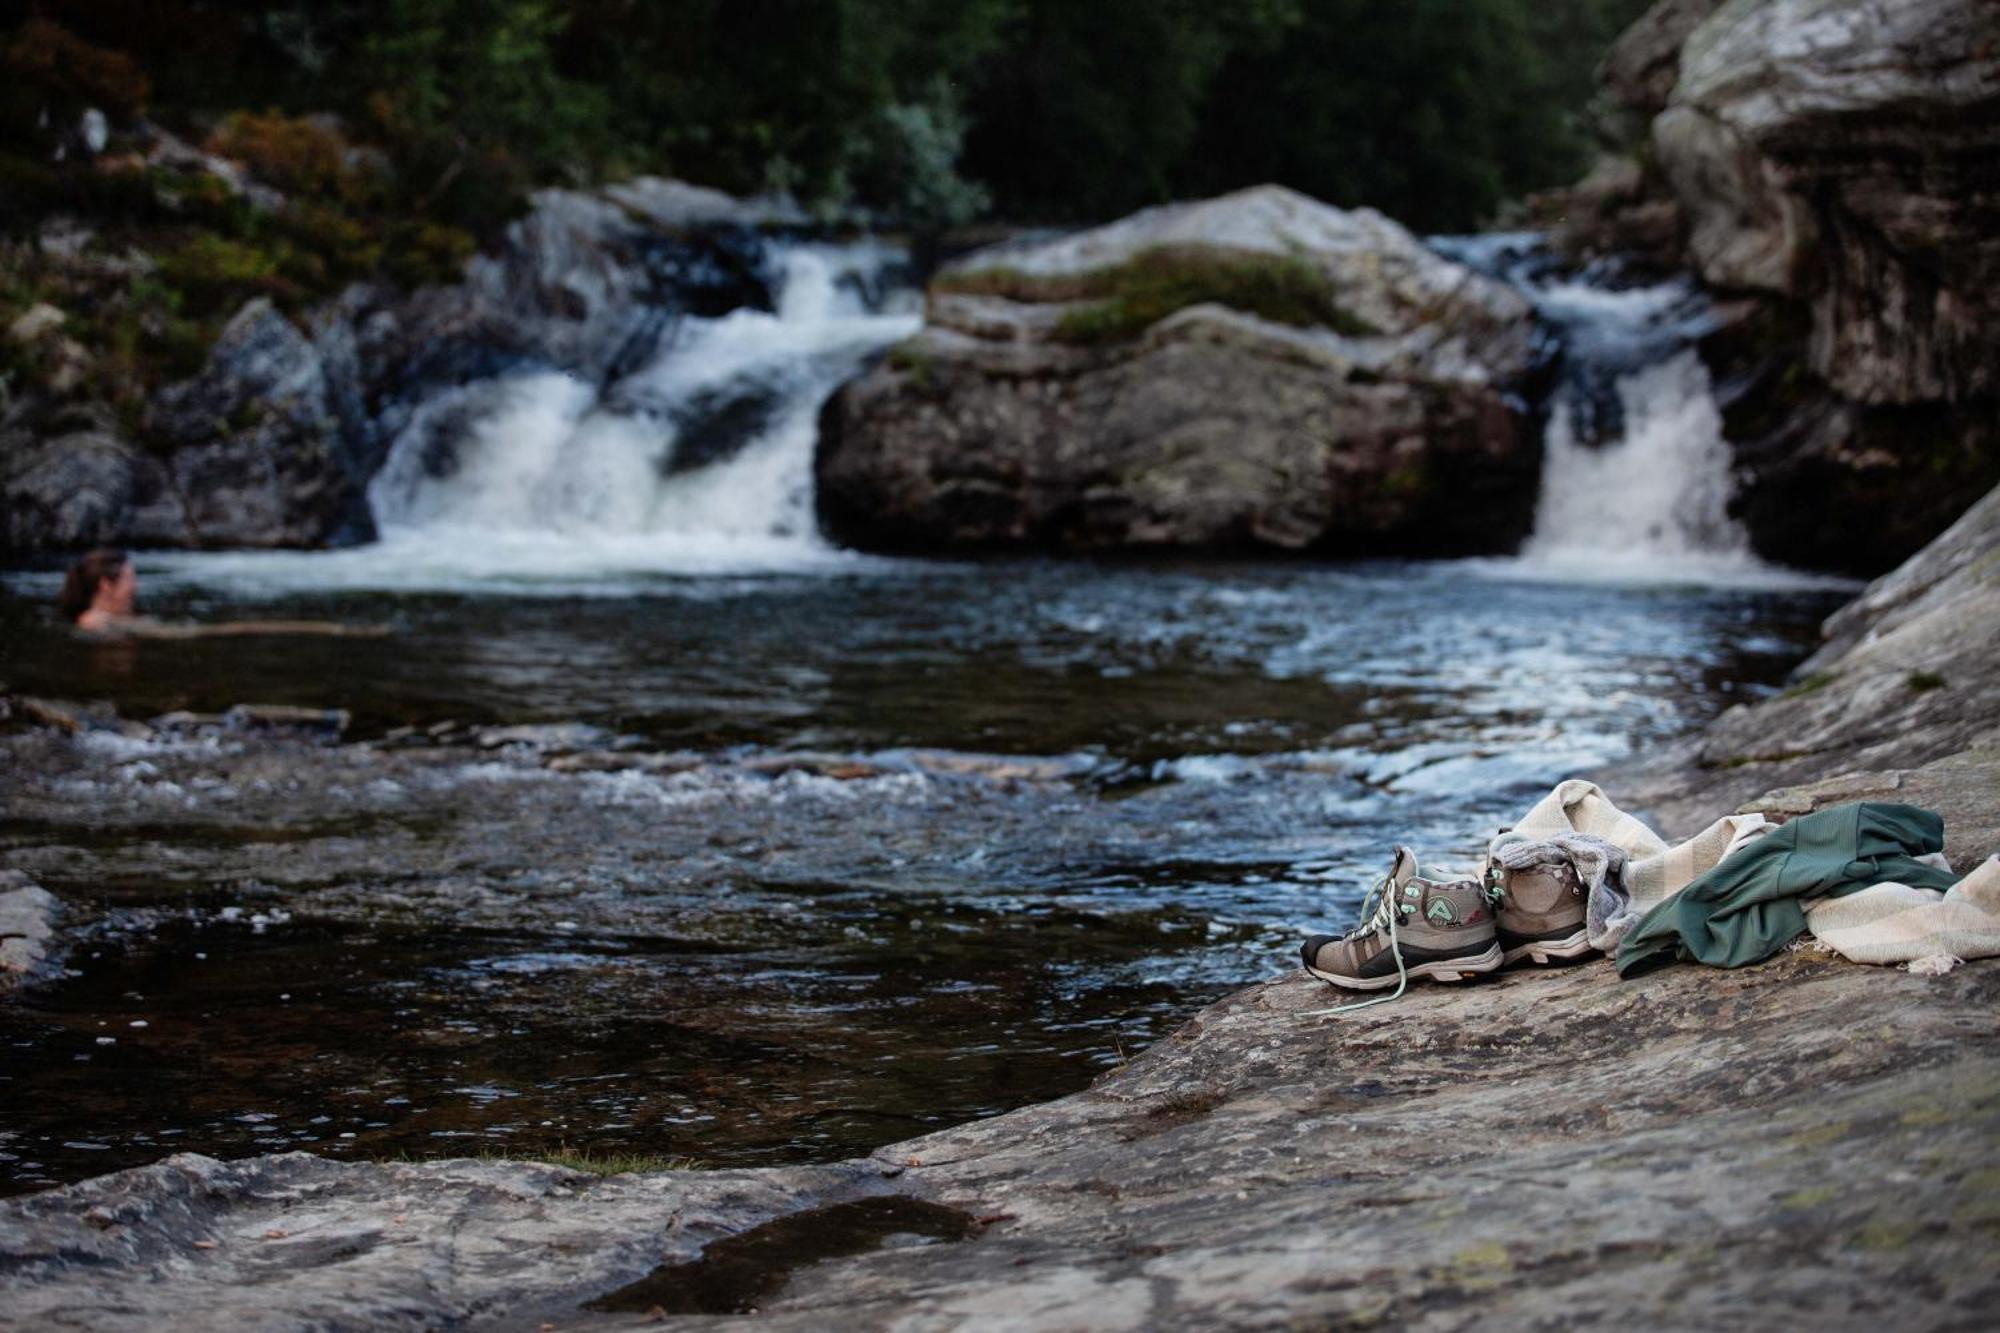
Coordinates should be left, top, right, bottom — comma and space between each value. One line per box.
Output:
1482, 836, 1595, 965
1299, 847, 1502, 1013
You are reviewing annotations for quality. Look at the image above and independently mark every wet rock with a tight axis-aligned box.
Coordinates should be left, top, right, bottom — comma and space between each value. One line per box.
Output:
11, 696, 85, 735
819, 186, 1539, 556
149, 299, 376, 548
149, 710, 232, 732
0, 872, 61, 991
473, 722, 611, 752
223, 704, 351, 738
1621, 480, 2000, 855
0, 1153, 892, 1331
1723, 390, 2000, 577
1659, 0, 2000, 405
1525, 153, 1686, 274
4, 178, 801, 554
1657, 0, 2000, 569
737, 752, 878, 779
374, 181, 791, 402
1530, 0, 2000, 575
6, 695, 152, 740
1, 953, 1992, 1327
544, 750, 704, 775
0, 409, 189, 552
1597, 0, 1725, 123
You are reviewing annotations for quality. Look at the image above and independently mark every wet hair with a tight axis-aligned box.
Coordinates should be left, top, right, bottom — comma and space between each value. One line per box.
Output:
56, 547, 129, 622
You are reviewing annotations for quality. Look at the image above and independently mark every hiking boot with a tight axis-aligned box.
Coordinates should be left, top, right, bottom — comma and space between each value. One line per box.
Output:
1300, 847, 1503, 1002
1485, 848, 1593, 965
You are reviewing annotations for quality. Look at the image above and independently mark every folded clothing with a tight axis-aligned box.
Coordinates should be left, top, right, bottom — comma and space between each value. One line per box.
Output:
1614, 802, 1962, 976
1498, 779, 1776, 954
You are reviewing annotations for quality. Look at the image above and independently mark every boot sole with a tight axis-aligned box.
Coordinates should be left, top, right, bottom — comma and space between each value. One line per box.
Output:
1305, 942, 1504, 991
1501, 929, 1595, 966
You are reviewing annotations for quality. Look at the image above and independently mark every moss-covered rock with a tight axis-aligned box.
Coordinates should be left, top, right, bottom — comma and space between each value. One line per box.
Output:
819, 186, 1540, 556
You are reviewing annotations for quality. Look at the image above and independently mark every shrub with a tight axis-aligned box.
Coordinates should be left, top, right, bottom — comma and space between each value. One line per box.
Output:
381, 220, 477, 289
2, 18, 151, 121
209, 111, 382, 207
157, 233, 289, 313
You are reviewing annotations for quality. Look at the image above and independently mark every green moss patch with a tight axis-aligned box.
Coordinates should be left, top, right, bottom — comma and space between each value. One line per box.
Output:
935, 246, 1380, 346
1780, 672, 1837, 700
386, 1145, 708, 1176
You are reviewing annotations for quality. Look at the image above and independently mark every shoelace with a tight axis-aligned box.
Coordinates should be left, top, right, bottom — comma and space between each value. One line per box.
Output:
1302, 870, 1410, 1017
1303, 867, 1510, 1019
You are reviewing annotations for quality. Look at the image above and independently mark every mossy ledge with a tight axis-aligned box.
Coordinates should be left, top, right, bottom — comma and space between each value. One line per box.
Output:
933, 245, 1381, 345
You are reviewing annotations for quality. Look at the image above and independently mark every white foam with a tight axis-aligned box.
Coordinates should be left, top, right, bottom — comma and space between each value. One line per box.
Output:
133, 242, 920, 597
1526, 351, 1750, 566
368, 244, 916, 549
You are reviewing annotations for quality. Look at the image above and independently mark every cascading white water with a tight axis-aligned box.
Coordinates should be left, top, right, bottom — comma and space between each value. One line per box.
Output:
360, 242, 920, 575
1435, 234, 1764, 579
1520, 315, 1753, 568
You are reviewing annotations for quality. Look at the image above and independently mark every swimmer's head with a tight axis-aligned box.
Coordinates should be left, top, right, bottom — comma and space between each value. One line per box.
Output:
57, 547, 134, 623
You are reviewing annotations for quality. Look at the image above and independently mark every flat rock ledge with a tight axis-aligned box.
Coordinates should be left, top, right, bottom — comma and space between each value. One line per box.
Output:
2, 952, 1995, 1330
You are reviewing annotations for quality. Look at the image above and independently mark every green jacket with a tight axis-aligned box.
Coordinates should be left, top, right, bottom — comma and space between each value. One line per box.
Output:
1615, 802, 1961, 976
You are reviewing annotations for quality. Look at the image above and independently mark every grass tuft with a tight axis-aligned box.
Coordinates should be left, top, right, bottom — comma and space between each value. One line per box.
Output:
934, 246, 1379, 346
386, 1144, 709, 1176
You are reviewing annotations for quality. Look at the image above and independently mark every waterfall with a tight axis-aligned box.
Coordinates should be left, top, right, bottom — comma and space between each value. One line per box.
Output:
1434, 234, 1760, 576
1525, 349, 1749, 564
362, 241, 921, 571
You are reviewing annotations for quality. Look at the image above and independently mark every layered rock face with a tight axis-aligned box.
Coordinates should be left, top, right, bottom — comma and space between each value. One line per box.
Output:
1623, 479, 2000, 860
1558, 0, 2000, 575
1, 179, 787, 551
818, 186, 1541, 555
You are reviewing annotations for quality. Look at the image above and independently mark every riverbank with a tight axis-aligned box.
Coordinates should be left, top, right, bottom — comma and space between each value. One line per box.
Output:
4, 950, 1995, 1330
3, 486, 1996, 1328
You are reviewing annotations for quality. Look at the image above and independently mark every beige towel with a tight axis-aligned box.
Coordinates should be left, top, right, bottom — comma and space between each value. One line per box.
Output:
1511, 779, 1668, 859
1507, 780, 1777, 951
1806, 854, 2000, 969
1624, 813, 1778, 910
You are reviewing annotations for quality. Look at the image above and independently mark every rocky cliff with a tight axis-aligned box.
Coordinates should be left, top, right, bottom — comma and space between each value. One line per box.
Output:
1548, 0, 2000, 575
817, 185, 1542, 555
1622, 478, 2000, 861
2, 178, 789, 552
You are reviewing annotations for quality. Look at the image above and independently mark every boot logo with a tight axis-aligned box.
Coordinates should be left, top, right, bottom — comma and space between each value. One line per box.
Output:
1425, 899, 1459, 925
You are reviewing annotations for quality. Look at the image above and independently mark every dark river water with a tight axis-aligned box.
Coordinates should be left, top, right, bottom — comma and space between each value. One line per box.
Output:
0, 552, 1845, 1194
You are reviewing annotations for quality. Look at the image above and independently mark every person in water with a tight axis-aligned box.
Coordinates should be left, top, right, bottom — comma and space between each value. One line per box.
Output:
56, 548, 385, 638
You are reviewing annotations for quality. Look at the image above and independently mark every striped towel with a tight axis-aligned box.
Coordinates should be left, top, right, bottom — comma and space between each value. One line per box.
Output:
1805, 854, 2000, 971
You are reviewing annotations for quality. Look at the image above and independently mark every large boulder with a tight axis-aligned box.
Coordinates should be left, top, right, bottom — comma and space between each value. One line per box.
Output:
148, 298, 375, 547
1597, 0, 1727, 121
1534, 0, 2000, 575
817, 186, 1540, 555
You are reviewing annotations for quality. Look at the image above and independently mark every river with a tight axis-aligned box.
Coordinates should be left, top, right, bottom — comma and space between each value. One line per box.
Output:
0, 233, 1851, 1195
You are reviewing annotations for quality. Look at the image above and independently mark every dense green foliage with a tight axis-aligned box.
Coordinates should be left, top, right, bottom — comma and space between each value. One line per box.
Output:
3, 0, 1647, 238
